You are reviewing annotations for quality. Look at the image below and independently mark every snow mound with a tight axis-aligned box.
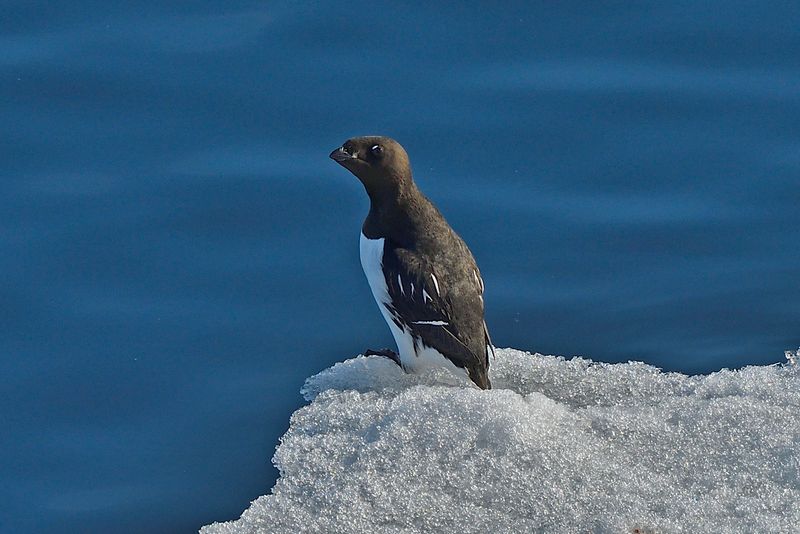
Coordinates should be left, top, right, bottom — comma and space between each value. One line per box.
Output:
202, 348, 800, 534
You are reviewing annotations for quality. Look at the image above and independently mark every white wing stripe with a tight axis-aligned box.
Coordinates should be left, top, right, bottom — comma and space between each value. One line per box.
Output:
412, 320, 449, 326
473, 269, 484, 292
430, 273, 441, 296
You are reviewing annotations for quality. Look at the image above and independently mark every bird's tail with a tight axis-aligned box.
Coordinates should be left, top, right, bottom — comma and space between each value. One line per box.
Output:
469, 365, 491, 390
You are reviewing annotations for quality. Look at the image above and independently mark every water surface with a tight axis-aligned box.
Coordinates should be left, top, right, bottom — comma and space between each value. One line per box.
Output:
2, 2, 799, 532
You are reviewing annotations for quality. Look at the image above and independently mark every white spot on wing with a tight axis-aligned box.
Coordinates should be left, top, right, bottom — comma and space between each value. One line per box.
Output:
422, 289, 432, 303
412, 320, 448, 326
473, 269, 484, 293
430, 273, 441, 296
397, 274, 404, 296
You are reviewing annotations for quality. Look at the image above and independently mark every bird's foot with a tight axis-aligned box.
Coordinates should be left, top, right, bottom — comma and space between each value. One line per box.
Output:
364, 348, 402, 367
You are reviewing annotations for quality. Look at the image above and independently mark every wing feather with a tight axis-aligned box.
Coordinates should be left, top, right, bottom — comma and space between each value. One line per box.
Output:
381, 242, 485, 370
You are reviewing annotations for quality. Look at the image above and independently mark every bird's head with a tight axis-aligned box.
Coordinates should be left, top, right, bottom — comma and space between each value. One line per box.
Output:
329, 136, 412, 198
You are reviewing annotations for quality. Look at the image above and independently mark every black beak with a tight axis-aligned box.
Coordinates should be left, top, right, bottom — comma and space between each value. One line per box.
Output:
330, 146, 357, 163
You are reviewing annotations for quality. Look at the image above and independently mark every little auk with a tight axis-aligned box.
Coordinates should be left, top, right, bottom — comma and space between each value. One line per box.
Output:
330, 136, 493, 389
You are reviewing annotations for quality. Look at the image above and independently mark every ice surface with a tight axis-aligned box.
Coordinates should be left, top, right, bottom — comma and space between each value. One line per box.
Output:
202, 349, 800, 534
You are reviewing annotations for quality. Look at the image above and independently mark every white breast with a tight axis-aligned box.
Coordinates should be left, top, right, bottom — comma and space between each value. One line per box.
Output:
359, 233, 469, 381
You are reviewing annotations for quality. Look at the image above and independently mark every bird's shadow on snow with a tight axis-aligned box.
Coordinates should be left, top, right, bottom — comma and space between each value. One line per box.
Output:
301, 355, 472, 402
300, 350, 596, 403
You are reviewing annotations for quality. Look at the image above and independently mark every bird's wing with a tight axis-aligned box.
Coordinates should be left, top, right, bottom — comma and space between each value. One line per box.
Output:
472, 265, 495, 360
381, 242, 484, 370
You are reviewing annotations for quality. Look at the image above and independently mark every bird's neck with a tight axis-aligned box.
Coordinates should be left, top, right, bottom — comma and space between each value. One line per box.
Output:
363, 181, 427, 244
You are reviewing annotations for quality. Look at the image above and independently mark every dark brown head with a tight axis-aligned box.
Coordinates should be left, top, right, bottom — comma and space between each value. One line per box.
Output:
329, 136, 413, 202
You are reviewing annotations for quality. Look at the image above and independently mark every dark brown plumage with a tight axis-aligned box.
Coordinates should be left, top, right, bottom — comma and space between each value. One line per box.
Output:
330, 136, 492, 389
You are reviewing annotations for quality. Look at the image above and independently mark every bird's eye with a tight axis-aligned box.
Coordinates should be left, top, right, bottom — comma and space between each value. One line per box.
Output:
370, 144, 383, 157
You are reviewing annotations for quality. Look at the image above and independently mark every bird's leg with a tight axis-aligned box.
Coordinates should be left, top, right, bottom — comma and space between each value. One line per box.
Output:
364, 348, 402, 367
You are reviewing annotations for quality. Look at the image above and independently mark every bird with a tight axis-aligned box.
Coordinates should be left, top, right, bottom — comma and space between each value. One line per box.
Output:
330, 136, 493, 389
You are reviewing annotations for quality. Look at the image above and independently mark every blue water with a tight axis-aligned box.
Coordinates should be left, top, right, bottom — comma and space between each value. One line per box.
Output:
2, 2, 799, 532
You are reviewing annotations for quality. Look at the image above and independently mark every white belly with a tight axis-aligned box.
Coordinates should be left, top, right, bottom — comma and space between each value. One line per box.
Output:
359, 233, 469, 380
